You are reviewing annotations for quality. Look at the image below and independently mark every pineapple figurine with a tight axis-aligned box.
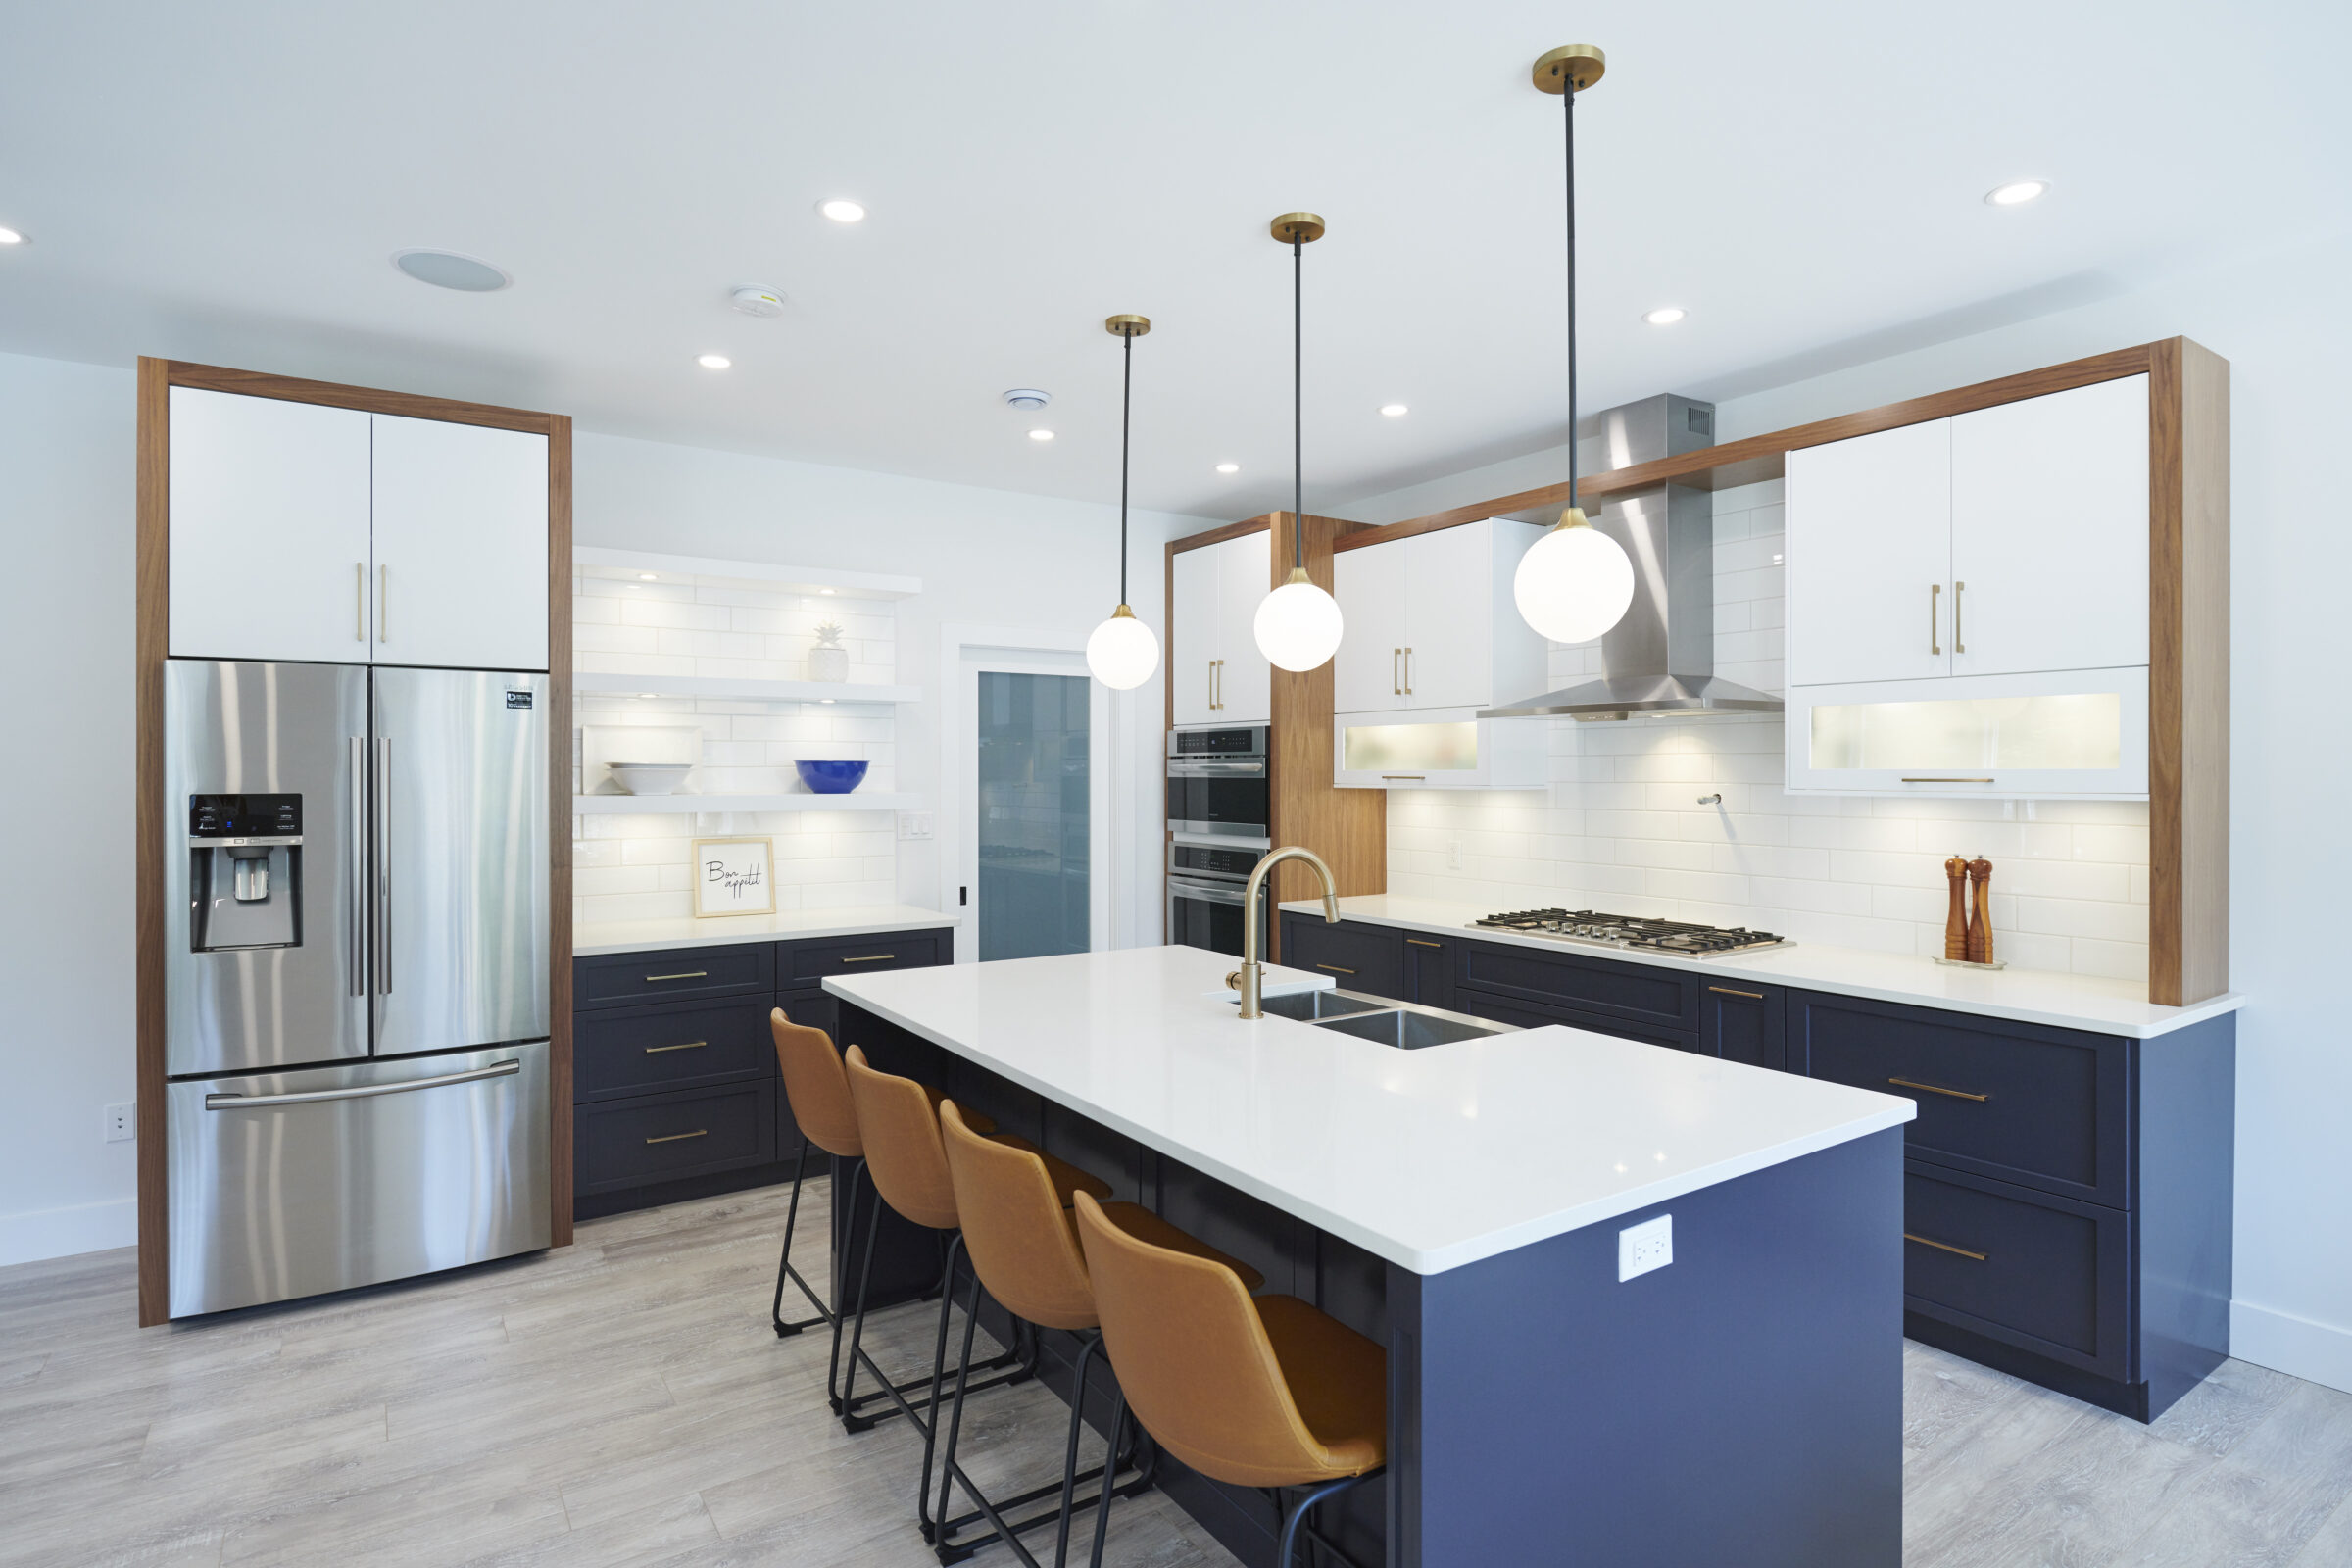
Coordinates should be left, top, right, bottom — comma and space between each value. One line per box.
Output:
806, 620, 850, 683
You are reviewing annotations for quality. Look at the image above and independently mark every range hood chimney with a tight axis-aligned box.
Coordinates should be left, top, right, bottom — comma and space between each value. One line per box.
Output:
1481, 393, 1784, 721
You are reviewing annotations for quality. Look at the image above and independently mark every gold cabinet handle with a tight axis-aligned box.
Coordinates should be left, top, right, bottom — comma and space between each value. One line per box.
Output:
1708, 986, 1765, 1000
1953, 580, 1966, 654
1905, 1232, 1987, 1262
1888, 1076, 1989, 1102
644, 1040, 707, 1054
1406, 938, 1444, 949
378, 564, 389, 643
1403, 647, 1413, 695
840, 953, 898, 963
356, 563, 367, 641
1316, 963, 1356, 974
645, 1129, 709, 1145
1929, 582, 1940, 656
645, 969, 709, 982
1393, 648, 1401, 696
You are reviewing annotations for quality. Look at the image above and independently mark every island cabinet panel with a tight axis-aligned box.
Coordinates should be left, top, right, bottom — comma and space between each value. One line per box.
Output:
1400, 935, 1454, 1010
1278, 913, 1403, 999
575, 942, 773, 1009
1697, 980, 1786, 1070
574, 997, 774, 1102
1452, 940, 1698, 1035
1788, 990, 2128, 1207
1901, 1162, 2130, 1380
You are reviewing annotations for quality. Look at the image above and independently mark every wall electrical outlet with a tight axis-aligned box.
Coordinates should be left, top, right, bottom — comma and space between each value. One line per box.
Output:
103, 1102, 134, 1143
1446, 836, 1464, 871
1618, 1214, 1672, 1281
897, 811, 935, 841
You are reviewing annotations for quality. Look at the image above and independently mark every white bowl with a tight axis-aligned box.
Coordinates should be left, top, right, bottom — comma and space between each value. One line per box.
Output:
607, 762, 694, 797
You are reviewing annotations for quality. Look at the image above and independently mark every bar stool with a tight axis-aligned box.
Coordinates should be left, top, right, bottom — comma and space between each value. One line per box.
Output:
1072, 1190, 1387, 1568
934, 1100, 1265, 1568
766, 1008, 995, 1425
843, 1045, 1112, 1546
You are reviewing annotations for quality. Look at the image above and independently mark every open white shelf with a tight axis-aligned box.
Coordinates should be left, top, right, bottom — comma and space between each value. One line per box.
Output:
572, 792, 922, 815
574, 671, 920, 704
574, 546, 920, 602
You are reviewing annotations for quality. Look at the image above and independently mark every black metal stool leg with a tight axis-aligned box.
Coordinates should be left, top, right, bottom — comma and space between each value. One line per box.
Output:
1051, 1331, 1102, 1568
917, 1235, 971, 1540
770, 1136, 830, 1338
927, 1258, 986, 1545
836, 1174, 888, 1430
1276, 1471, 1383, 1568
1085, 1388, 1129, 1568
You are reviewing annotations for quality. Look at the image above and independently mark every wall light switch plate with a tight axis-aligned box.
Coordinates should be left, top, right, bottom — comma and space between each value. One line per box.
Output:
1618, 1214, 1672, 1281
1446, 836, 1463, 871
897, 811, 934, 841
104, 1102, 134, 1143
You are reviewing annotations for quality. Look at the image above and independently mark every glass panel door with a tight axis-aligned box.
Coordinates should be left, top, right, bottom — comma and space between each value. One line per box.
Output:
976, 672, 1090, 960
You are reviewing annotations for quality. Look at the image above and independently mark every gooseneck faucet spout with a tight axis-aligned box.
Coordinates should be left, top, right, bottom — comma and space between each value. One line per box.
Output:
1226, 846, 1340, 1019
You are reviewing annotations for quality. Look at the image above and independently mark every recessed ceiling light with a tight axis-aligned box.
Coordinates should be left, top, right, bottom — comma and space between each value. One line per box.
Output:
820, 698, 836, 705
698, 354, 731, 369
818, 199, 867, 223
1984, 179, 2051, 207
392, 249, 511, 292
1002, 388, 1052, 411
1379, 404, 1408, 417
819, 587, 837, 595
0, 227, 24, 246
639, 573, 657, 581
1216, 463, 1240, 475
1028, 429, 1054, 442
1642, 306, 1688, 326
637, 692, 657, 700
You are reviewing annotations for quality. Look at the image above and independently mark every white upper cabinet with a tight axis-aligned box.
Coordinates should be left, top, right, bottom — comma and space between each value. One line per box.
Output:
1331, 520, 1544, 716
1170, 530, 1273, 727
169, 388, 375, 662
1785, 419, 1952, 688
1332, 537, 1408, 714
370, 415, 549, 670
1950, 375, 2148, 677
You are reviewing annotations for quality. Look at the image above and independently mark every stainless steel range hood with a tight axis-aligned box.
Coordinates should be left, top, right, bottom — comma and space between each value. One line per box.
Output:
1481, 394, 1783, 721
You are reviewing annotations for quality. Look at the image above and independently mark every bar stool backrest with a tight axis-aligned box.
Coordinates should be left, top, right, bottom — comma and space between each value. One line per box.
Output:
939, 1101, 1098, 1333
770, 1009, 863, 1160
843, 1045, 962, 1232
1072, 1191, 1373, 1488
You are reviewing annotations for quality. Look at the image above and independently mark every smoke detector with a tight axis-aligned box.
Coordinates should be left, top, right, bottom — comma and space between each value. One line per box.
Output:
730, 285, 786, 318
1002, 389, 1052, 411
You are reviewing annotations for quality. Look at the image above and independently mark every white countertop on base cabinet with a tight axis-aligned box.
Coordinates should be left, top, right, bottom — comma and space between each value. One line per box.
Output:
574, 905, 956, 957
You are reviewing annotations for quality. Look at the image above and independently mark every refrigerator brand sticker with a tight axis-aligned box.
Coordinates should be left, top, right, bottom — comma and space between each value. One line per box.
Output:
505, 691, 533, 709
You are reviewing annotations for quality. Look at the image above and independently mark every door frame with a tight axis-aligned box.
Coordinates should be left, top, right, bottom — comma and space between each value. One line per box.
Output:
937, 624, 1113, 962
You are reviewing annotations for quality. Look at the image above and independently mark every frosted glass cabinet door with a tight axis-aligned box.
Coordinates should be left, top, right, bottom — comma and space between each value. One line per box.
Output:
370, 415, 550, 671
169, 388, 374, 662
1211, 531, 1273, 726
1332, 537, 1408, 715
1787, 419, 1953, 687
1170, 542, 1219, 725
1950, 375, 2149, 678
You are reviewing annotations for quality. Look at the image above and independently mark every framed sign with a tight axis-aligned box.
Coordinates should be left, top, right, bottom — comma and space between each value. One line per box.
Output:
690, 835, 775, 918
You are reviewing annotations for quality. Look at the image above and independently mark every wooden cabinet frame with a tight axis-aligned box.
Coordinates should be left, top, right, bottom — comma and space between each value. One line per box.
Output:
134, 359, 574, 1324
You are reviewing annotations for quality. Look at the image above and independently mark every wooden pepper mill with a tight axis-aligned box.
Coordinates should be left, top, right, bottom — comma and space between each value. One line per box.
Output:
1966, 858, 1994, 965
1943, 857, 1971, 960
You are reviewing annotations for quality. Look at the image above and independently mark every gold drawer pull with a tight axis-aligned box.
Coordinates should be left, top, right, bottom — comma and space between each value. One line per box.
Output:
644, 1041, 707, 1054
645, 1129, 709, 1145
1316, 963, 1356, 974
1406, 938, 1444, 950
646, 970, 709, 982
1708, 986, 1765, 1000
1905, 1232, 1987, 1262
840, 954, 898, 964
1889, 1076, 1990, 1103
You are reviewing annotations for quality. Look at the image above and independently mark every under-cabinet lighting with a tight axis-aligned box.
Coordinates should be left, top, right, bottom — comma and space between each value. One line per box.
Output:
1984, 179, 2050, 206
819, 199, 867, 223
1642, 306, 1687, 325
697, 354, 732, 369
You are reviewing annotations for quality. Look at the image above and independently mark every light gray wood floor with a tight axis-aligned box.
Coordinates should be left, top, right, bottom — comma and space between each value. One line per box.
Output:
3, 1181, 2348, 1568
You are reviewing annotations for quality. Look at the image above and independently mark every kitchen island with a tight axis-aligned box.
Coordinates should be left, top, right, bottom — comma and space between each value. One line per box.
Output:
828, 944, 1915, 1568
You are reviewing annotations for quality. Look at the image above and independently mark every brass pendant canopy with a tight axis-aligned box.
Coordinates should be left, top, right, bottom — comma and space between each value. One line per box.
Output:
1268, 212, 1327, 244
1103, 314, 1152, 337
1533, 43, 1605, 93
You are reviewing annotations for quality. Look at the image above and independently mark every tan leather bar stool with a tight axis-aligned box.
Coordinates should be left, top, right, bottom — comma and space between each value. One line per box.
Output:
767, 1008, 994, 1425
1073, 1190, 1387, 1568
843, 1045, 1112, 1548
934, 1101, 1266, 1568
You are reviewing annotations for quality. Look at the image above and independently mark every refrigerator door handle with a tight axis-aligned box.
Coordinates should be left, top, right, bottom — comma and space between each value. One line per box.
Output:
374, 736, 391, 996
204, 1058, 519, 1110
349, 736, 368, 997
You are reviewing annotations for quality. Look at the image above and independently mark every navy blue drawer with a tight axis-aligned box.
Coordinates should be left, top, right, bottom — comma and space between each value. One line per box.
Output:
576, 1080, 778, 1196
575, 998, 775, 1102
780, 930, 951, 989
1697, 981, 1786, 1071
1454, 941, 1696, 1032
575, 943, 773, 1010
1280, 917, 1403, 1000
1791, 990, 2128, 1207
1903, 1162, 2129, 1381
1447, 990, 1698, 1054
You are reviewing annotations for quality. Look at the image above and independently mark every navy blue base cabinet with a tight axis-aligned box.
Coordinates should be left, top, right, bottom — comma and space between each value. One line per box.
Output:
1286, 915, 2236, 1422
570, 928, 952, 1221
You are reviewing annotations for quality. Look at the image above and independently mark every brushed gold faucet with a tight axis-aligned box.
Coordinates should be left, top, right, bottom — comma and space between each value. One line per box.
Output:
1226, 846, 1341, 1019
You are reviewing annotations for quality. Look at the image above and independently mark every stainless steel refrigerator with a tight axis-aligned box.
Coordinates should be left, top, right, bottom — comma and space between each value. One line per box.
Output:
162, 660, 551, 1317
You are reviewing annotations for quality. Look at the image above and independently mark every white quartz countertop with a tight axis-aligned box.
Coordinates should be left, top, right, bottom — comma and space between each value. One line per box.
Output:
575, 905, 956, 957
826, 945, 1913, 1275
1279, 894, 2242, 1039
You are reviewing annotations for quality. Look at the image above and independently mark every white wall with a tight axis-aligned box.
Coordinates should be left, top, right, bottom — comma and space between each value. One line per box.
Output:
0, 351, 137, 1264
1349, 224, 2352, 1393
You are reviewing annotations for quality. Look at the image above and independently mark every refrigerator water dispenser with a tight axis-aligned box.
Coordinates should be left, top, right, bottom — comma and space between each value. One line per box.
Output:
188, 792, 303, 951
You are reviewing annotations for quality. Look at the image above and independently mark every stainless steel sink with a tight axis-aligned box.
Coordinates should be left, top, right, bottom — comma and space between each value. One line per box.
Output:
1239, 988, 1516, 1049
1253, 988, 1389, 1021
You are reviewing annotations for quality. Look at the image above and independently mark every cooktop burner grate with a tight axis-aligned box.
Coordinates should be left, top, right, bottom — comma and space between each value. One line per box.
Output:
1469, 907, 1791, 958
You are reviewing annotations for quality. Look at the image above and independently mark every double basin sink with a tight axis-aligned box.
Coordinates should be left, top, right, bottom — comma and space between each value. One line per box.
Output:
1242, 987, 1518, 1050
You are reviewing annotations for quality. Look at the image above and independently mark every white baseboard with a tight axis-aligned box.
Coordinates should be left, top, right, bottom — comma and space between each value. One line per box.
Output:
0, 1198, 137, 1268
2232, 1299, 2352, 1396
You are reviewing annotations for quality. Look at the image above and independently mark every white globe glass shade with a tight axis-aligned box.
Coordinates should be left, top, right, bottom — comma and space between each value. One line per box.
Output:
1252, 578, 1345, 671
1513, 524, 1636, 644
1085, 611, 1160, 690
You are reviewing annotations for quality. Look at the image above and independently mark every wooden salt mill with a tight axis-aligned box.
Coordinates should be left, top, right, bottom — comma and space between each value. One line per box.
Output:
1943, 857, 1971, 960
1966, 858, 1995, 964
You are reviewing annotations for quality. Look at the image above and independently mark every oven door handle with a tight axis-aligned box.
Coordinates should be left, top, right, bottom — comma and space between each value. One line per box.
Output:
1168, 877, 1252, 906
1165, 760, 1268, 777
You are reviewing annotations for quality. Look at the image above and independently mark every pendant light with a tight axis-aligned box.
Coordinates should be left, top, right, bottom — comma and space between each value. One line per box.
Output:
1251, 212, 1346, 673
1511, 45, 1637, 646
1086, 314, 1162, 690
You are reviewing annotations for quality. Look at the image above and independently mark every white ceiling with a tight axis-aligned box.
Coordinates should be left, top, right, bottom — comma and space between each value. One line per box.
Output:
3, 2, 2345, 521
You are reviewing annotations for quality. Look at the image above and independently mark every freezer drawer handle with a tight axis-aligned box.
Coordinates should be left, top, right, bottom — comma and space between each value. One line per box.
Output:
644, 1041, 708, 1054
1888, 1076, 1990, 1102
1904, 1231, 1988, 1262
646, 1129, 710, 1145
205, 1058, 519, 1110
645, 970, 709, 982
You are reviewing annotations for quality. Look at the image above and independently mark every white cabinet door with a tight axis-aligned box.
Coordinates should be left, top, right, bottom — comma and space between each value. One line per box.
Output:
169, 388, 374, 662
1787, 419, 1953, 687
1170, 542, 1219, 725
1332, 537, 1408, 715
1402, 522, 1498, 710
370, 415, 550, 670
1951, 374, 2148, 677
1212, 531, 1273, 726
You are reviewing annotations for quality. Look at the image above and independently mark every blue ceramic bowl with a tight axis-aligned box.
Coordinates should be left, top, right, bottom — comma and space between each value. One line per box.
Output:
796, 760, 870, 795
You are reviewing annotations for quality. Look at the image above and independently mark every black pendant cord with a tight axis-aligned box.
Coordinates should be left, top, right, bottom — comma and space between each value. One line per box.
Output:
1119, 325, 1132, 606
1293, 232, 1305, 570
1564, 74, 1580, 515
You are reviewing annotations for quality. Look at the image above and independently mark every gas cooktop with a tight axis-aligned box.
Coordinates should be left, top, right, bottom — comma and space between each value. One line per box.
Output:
1469, 908, 1793, 959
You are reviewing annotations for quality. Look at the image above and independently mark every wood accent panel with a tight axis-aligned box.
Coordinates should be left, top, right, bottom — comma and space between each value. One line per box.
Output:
134, 359, 172, 1326
547, 416, 575, 1246
162, 361, 554, 434
1344, 342, 2166, 554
